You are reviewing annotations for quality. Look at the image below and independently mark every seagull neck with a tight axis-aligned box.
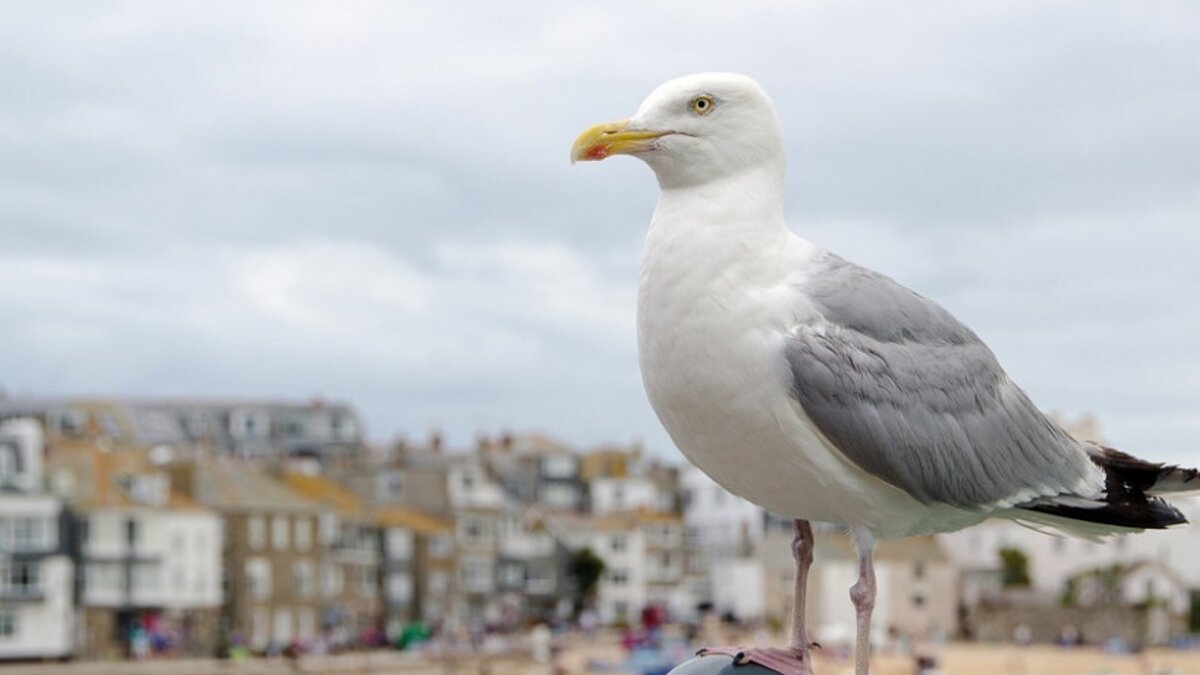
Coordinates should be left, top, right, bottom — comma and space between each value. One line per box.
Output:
653, 165, 787, 239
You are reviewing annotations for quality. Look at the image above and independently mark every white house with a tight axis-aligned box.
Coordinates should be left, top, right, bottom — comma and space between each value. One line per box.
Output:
48, 446, 223, 657
680, 464, 767, 621
0, 418, 74, 660
590, 476, 664, 515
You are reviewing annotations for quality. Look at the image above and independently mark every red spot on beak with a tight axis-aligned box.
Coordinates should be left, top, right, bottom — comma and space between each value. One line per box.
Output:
586, 145, 609, 160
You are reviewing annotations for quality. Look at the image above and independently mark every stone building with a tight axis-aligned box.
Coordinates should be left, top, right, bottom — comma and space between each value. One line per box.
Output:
282, 471, 382, 647
173, 461, 322, 653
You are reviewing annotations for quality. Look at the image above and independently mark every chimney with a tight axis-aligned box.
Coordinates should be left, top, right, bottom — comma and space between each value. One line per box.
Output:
429, 430, 443, 454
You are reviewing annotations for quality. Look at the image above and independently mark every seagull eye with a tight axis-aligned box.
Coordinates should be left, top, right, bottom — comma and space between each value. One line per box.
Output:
689, 95, 715, 116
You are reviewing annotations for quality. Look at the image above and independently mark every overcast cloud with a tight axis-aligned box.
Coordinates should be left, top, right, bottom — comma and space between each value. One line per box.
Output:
1, 1, 1197, 463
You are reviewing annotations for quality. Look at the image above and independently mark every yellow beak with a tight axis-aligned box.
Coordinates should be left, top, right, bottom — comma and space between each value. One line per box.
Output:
570, 119, 669, 163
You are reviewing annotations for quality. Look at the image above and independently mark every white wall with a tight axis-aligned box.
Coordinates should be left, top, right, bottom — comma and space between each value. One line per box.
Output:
0, 419, 44, 493
711, 558, 764, 621
681, 465, 763, 552
81, 508, 222, 609
0, 556, 73, 660
592, 529, 648, 624
590, 478, 660, 515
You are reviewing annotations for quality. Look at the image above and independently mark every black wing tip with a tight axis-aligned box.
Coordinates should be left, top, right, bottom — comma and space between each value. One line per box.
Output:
1021, 497, 1187, 530
1091, 445, 1200, 494
1021, 445, 1198, 530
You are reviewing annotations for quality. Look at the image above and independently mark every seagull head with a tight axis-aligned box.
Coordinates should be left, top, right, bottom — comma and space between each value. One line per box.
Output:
571, 72, 784, 189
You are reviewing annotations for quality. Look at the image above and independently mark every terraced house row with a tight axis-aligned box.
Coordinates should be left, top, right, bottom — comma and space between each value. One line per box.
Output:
0, 396, 690, 661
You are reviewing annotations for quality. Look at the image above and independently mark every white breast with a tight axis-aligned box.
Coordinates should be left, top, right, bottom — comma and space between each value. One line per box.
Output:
636, 211, 978, 538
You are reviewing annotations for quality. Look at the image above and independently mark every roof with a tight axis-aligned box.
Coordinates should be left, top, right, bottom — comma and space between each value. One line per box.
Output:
188, 461, 321, 513
45, 444, 205, 512
374, 505, 452, 534
283, 471, 365, 516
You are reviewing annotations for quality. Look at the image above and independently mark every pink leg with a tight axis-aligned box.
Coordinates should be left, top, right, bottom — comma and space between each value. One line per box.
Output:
699, 519, 815, 675
789, 519, 816, 651
849, 527, 877, 675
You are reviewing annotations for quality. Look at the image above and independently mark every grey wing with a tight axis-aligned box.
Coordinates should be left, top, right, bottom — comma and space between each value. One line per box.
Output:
786, 253, 1098, 507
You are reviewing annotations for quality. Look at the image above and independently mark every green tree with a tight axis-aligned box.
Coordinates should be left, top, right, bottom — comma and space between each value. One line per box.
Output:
998, 546, 1031, 588
569, 547, 606, 612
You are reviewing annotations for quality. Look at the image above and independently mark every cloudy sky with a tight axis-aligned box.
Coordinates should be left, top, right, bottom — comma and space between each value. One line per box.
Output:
1, 1, 1197, 463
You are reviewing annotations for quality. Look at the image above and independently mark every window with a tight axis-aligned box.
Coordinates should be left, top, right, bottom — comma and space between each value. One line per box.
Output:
13, 517, 45, 551
359, 566, 378, 598
428, 571, 449, 596
460, 557, 493, 593
293, 561, 315, 598
541, 455, 576, 479
500, 563, 523, 588
247, 517, 265, 550
246, 558, 272, 600
0, 610, 15, 639
2, 562, 40, 596
610, 534, 627, 553
132, 562, 161, 594
323, 563, 343, 597
86, 562, 122, 595
380, 474, 404, 500
429, 534, 452, 559
294, 520, 311, 551
0, 443, 18, 485
613, 601, 629, 620
541, 484, 577, 508
272, 516, 289, 551
332, 415, 358, 441
526, 564, 554, 593
387, 572, 413, 603
608, 568, 629, 585
913, 561, 925, 580
386, 529, 412, 559
459, 516, 490, 545
912, 592, 927, 608
230, 409, 270, 439
273, 608, 293, 644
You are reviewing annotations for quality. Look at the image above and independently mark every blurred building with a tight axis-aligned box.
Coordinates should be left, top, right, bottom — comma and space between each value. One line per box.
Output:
548, 508, 687, 625
282, 471, 382, 647
761, 528, 957, 645
481, 433, 584, 511
373, 506, 455, 630
48, 444, 222, 659
172, 461, 322, 653
0, 397, 366, 466
680, 464, 767, 622
0, 419, 74, 661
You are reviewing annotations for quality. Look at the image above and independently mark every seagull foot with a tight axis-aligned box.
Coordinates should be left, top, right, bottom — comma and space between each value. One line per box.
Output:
697, 646, 815, 675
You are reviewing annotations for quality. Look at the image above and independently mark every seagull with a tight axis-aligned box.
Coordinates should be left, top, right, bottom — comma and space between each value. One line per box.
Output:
571, 73, 1199, 675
